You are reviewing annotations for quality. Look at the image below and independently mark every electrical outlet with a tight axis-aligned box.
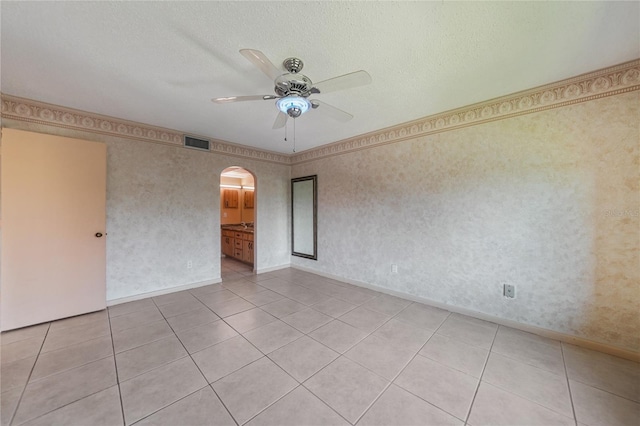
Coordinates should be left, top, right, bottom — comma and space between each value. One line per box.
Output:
187, 260, 193, 269
391, 264, 398, 274
503, 284, 515, 298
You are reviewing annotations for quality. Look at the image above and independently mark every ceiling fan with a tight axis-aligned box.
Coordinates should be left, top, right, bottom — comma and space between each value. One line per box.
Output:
212, 49, 372, 129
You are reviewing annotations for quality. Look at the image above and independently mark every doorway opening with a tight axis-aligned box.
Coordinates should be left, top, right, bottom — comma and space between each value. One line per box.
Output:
220, 167, 256, 276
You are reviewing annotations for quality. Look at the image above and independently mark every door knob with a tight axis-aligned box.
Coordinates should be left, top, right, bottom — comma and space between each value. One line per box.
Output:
95, 232, 103, 238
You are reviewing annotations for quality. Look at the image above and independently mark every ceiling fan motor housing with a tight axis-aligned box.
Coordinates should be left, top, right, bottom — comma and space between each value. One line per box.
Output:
274, 74, 313, 97
212, 49, 369, 126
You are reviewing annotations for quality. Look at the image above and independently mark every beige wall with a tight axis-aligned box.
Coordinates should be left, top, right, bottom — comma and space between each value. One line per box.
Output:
292, 91, 639, 352
2, 79, 637, 352
1, 119, 291, 301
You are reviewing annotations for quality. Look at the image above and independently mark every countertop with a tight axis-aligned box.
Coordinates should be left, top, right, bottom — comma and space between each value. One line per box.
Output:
221, 225, 254, 234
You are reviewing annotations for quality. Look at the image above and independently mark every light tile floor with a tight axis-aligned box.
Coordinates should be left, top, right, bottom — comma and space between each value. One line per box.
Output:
2, 258, 639, 425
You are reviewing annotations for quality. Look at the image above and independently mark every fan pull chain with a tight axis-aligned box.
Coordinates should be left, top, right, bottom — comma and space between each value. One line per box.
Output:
293, 119, 296, 153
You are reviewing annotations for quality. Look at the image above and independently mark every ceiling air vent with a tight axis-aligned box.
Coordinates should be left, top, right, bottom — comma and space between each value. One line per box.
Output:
184, 135, 210, 151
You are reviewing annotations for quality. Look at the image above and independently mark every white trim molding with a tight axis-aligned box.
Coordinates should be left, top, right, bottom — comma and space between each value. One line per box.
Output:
2, 60, 638, 166
106, 278, 221, 306
291, 59, 640, 164
256, 263, 291, 274
0, 95, 291, 165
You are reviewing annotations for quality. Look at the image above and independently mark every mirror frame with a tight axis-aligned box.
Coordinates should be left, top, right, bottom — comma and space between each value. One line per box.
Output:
291, 175, 317, 260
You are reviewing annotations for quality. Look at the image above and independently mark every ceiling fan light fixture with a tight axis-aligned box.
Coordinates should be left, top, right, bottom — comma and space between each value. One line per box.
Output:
276, 96, 311, 118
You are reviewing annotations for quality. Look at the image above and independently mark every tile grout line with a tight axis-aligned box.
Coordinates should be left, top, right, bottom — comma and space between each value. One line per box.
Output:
9, 270, 633, 425
35, 331, 110, 357
426, 321, 591, 423
485, 331, 623, 417
320, 303, 446, 424
560, 342, 579, 426
7, 322, 51, 426
107, 308, 127, 426
298, 377, 359, 426
205, 283, 297, 359
296, 349, 377, 426
19, 269, 633, 425
127, 385, 224, 426
567, 379, 640, 404
300, 307, 381, 361
206, 384, 240, 426
151, 293, 240, 426
7, 315, 123, 425
163, 274, 502, 425
110, 321, 176, 355
169, 317, 255, 384
236, 381, 302, 425
486, 342, 563, 375
123, 283, 234, 420
556, 350, 640, 404
258, 332, 354, 426
205, 351, 281, 423
352, 310, 455, 425
230, 280, 385, 425
461, 323, 499, 426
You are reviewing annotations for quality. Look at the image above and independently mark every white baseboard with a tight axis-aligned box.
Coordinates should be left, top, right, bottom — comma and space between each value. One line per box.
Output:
107, 263, 291, 306
256, 263, 291, 274
107, 278, 221, 306
291, 265, 640, 363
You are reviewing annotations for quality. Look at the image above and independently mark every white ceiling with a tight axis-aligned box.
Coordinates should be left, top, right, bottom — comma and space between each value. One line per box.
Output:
221, 167, 253, 181
2, 2, 638, 154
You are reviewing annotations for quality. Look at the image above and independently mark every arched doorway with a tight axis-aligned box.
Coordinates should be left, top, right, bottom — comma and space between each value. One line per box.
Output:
220, 167, 255, 278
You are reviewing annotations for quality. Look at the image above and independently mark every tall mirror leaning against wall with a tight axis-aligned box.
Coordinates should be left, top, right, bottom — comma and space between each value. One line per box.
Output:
291, 175, 317, 260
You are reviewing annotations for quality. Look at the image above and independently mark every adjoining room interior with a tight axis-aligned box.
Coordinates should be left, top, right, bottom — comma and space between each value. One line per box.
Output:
220, 166, 256, 270
1, 2, 638, 426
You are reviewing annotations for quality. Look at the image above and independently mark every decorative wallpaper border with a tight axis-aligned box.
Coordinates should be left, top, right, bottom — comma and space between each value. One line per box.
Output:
291, 59, 640, 164
2, 59, 638, 165
0, 95, 291, 165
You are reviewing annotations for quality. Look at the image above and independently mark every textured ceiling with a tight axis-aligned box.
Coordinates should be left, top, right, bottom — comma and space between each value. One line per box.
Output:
1, 2, 638, 154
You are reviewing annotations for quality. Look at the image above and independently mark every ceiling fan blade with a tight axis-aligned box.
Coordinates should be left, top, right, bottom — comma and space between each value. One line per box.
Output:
312, 70, 372, 94
272, 111, 288, 129
212, 95, 276, 104
309, 100, 353, 122
240, 49, 282, 81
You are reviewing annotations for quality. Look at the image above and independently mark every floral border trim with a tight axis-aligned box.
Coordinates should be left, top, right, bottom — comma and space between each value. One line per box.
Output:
2, 60, 638, 166
291, 59, 640, 164
0, 95, 291, 165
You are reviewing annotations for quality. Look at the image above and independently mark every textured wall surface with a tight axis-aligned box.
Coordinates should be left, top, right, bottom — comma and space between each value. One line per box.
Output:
106, 141, 290, 300
107, 140, 217, 299
1, 120, 291, 301
2, 87, 638, 351
292, 92, 639, 352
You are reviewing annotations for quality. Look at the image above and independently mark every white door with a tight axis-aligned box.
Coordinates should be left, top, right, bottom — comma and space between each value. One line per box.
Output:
1, 128, 107, 331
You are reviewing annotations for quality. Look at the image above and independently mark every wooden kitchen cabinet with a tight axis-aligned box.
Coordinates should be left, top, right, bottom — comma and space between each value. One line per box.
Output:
242, 240, 254, 263
221, 230, 234, 257
234, 247, 243, 259
242, 233, 254, 263
244, 190, 254, 209
223, 189, 238, 208
221, 227, 253, 265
